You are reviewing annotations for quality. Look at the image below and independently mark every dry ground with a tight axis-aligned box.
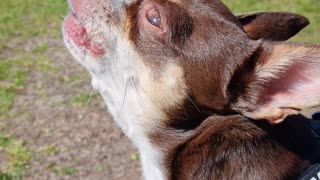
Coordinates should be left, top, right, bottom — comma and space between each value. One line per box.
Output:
2, 37, 140, 179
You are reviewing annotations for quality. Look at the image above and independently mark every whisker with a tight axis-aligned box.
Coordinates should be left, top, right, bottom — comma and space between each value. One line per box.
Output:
183, 107, 189, 120
118, 79, 129, 116
80, 87, 95, 119
186, 95, 201, 113
130, 77, 140, 97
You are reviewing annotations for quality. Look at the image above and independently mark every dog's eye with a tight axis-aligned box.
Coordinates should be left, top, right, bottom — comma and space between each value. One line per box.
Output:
147, 9, 162, 28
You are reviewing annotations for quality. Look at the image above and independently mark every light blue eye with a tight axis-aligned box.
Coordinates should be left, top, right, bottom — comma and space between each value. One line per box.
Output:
147, 9, 162, 28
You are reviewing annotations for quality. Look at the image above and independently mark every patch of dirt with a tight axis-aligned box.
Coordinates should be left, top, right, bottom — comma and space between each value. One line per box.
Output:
6, 37, 140, 179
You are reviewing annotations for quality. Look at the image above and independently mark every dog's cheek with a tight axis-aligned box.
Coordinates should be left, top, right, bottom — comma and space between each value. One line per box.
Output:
138, 64, 188, 118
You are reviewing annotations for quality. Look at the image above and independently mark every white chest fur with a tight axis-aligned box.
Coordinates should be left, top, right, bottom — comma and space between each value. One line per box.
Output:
91, 74, 166, 180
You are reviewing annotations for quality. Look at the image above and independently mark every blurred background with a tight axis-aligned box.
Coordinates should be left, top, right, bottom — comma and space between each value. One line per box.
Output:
0, 0, 319, 179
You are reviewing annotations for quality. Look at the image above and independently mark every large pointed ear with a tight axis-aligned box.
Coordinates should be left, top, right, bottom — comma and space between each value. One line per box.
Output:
236, 12, 309, 41
230, 42, 320, 124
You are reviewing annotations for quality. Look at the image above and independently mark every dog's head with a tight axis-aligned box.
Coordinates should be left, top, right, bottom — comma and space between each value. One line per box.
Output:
63, 0, 319, 132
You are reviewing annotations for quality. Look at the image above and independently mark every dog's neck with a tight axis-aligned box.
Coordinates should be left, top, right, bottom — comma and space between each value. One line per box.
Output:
90, 61, 168, 180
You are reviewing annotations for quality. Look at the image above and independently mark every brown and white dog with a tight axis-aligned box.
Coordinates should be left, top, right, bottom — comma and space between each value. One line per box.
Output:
62, 0, 320, 179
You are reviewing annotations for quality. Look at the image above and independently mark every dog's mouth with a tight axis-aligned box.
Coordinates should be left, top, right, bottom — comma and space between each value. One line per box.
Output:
63, 14, 105, 55
63, 0, 106, 56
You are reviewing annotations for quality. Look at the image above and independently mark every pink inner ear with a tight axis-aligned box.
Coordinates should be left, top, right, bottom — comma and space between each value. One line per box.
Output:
261, 62, 320, 110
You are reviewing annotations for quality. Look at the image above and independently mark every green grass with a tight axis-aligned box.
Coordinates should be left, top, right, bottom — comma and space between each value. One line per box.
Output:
0, 59, 28, 118
53, 166, 79, 176
37, 144, 67, 156
72, 93, 99, 107
0, 53, 57, 120
0, 135, 31, 179
37, 145, 60, 156
0, 0, 67, 117
46, 163, 79, 176
0, 0, 67, 50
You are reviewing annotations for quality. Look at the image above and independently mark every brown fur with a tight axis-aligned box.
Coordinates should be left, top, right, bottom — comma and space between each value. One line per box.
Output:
151, 116, 308, 180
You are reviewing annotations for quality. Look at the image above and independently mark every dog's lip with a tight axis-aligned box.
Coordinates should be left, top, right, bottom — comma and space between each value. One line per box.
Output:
63, 13, 105, 55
